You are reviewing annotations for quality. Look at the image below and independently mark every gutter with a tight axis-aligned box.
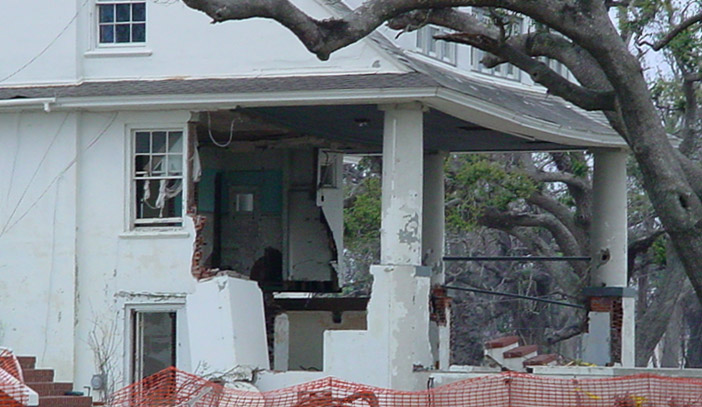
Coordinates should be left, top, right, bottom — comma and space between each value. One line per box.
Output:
0, 97, 55, 112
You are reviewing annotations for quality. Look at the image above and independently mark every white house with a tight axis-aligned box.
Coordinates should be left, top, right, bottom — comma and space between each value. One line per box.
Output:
0, 0, 634, 398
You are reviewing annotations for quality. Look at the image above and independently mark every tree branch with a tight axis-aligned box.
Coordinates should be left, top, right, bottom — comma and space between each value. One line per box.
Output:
440, 32, 615, 111
652, 11, 702, 51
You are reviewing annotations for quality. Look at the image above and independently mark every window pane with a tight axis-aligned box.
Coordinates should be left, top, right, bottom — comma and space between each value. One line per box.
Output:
132, 23, 145, 42
135, 132, 150, 154
99, 5, 114, 23
152, 131, 167, 153
99, 25, 114, 43
116, 3, 131, 22
168, 132, 183, 153
116, 24, 131, 43
132, 3, 146, 21
138, 312, 177, 379
151, 155, 165, 175
135, 155, 150, 176
167, 155, 183, 176
428, 27, 438, 53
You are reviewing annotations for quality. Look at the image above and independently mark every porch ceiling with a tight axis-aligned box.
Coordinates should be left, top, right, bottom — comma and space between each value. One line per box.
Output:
243, 104, 575, 153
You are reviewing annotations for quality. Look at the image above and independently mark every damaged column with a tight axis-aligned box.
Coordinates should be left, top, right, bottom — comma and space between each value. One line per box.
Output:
583, 148, 635, 367
423, 151, 450, 369
374, 103, 432, 388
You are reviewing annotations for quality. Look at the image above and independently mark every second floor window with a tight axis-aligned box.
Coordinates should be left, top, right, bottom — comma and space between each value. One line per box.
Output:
416, 25, 457, 65
98, 1, 146, 44
471, 10, 522, 81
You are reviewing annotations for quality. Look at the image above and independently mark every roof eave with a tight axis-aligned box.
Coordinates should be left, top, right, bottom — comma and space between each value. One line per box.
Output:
434, 88, 627, 149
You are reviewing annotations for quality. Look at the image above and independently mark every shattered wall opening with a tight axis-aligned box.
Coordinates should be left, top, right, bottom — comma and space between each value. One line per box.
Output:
187, 109, 352, 293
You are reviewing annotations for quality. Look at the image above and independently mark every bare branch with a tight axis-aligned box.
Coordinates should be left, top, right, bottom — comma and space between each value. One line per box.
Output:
652, 11, 702, 51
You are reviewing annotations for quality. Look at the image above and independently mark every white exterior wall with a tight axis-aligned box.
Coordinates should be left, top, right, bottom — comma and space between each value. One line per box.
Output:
0, 112, 79, 381
0, 109, 198, 388
0, 0, 404, 87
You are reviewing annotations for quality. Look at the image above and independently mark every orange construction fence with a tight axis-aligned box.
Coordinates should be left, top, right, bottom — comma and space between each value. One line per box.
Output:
0, 349, 29, 407
110, 366, 702, 407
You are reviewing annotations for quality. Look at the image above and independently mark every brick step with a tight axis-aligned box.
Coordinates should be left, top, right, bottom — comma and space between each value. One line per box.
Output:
37, 395, 92, 407
26, 382, 74, 397
17, 356, 36, 370
23, 369, 54, 383
484, 335, 520, 349
503, 344, 538, 358
523, 353, 558, 367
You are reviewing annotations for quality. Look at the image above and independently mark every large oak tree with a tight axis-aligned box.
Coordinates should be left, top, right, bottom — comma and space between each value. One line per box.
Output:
181, 0, 702, 306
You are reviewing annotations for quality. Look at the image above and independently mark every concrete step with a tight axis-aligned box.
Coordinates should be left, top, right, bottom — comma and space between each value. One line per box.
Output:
502, 344, 538, 371
484, 335, 521, 367
17, 356, 36, 370
37, 395, 92, 407
23, 369, 54, 383
27, 382, 74, 397
504, 344, 539, 359
524, 353, 558, 367
484, 335, 520, 349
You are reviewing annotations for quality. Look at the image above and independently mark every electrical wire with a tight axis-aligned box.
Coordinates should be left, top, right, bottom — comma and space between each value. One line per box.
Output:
0, 0, 90, 84
0, 112, 118, 237
0, 113, 70, 234
206, 112, 234, 148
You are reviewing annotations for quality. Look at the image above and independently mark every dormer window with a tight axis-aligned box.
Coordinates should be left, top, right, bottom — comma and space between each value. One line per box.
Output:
471, 10, 522, 81
416, 25, 457, 65
97, 1, 146, 45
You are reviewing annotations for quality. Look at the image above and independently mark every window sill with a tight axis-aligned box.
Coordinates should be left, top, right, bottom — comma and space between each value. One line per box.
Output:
84, 48, 153, 58
119, 229, 190, 239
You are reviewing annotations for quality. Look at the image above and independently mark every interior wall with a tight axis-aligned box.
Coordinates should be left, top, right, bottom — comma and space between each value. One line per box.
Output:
285, 311, 367, 371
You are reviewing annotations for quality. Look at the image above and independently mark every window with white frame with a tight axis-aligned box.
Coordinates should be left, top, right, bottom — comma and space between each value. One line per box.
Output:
97, 1, 146, 45
133, 129, 184, 228
471, 10, 522, 81
416, 25, 457, 65
130, 309, 177, 382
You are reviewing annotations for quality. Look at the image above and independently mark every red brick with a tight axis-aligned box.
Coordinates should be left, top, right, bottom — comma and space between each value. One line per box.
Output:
23, 369, 54, 383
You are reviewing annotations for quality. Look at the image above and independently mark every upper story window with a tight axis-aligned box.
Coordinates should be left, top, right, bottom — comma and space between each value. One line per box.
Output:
416, 25, 457, 65
133, 129, 184, 228
98, 1, 146, 45
471, 10, 522, 81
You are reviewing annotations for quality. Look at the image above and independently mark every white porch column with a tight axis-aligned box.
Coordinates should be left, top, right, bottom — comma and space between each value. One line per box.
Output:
322, 104, 432, 389
423, 151, 450, 369
378, 103, 432, 388
380, 103, 424, 266
583, 148, 635, 367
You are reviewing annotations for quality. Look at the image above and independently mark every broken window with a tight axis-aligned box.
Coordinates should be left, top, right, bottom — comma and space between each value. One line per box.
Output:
133, 129, 184, 228
130, 310, 176, 382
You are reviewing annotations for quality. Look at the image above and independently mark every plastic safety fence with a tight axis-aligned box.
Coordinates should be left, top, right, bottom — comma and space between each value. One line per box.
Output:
110, 367, 702, 407
0, 349, 29, 407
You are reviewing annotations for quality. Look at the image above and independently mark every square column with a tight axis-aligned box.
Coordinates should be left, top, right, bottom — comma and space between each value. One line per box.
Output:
379, 103, 424, 266
322, 104, 432, 389
583, 149, 635, 367
423, 151, 450, 369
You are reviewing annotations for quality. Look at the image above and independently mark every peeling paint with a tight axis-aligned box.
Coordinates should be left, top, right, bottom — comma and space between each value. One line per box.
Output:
397, 213, 420, 244
115, 291, 187, 301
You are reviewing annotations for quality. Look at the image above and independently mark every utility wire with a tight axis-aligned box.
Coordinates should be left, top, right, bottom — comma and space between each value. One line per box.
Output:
445, 285, 586, 309
0, 113, 118, 237
0, 0, 90, 84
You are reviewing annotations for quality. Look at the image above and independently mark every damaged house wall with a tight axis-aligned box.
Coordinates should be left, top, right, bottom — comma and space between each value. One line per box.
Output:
194, 139, 343, 289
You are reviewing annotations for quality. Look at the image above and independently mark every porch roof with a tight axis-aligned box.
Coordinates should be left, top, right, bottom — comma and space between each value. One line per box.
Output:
0, 66, 624, 152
